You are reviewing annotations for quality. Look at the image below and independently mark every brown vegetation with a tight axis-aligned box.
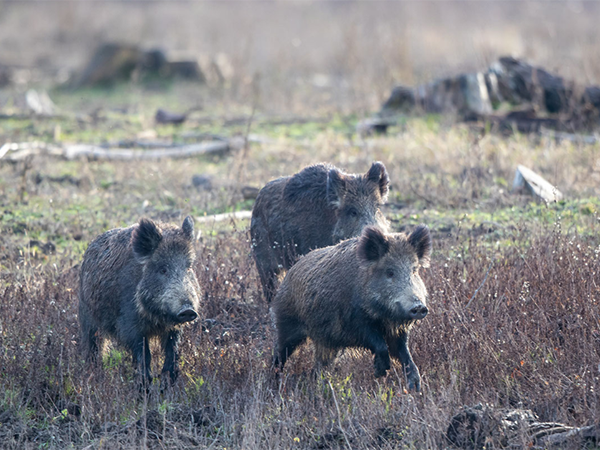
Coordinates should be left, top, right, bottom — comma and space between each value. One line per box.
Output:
1, 211, 599, 448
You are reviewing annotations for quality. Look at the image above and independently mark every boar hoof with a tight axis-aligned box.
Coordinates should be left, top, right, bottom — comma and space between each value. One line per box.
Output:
407, 375, 421, 392
137, 376, 153, 394
374, 355, 391, 378
160, 372, 178, 391
405, 366, 421, 392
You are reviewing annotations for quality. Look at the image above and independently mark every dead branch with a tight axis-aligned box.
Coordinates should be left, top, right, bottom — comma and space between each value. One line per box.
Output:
195, 211, 252, 224
0, 138, 245, 162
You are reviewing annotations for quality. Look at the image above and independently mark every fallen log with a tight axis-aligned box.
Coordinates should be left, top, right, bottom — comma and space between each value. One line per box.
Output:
195, 210, 252, 224
0, 138, 244, 162
61, 140, 237, 160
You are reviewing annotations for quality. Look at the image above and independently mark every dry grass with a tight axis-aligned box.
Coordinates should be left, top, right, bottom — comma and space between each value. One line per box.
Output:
1, 214, 600, 449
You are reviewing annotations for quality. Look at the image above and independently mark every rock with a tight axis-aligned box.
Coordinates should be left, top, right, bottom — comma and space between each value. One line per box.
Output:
72, 43, 206, 88
512, 165, 563, 203
356, 117, 395, 136
25, 89, 56, 116
167, 60, 205, 82
240, 186, 259, 200
73, 43, 146, 87
380, 86, 416, 114
379, 56, 600, 131
155, 108, 187, 125
192, 174, 212, 190
491, 56, 570, 113
447, 404, 599, 449
460, 72, 492, 117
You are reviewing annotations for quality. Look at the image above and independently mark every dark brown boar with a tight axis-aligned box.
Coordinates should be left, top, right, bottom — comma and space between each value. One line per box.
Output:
251, 162, 390, 303
272, 225, 431, 391
79, 216, 201, 385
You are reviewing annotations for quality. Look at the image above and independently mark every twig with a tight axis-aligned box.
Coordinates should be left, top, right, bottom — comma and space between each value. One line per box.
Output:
327, 380, 352, 450
465, 257, 495, 309
205, 426, 222, 450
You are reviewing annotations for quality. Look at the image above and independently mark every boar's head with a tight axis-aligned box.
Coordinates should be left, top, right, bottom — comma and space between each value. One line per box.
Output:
358, 225, 431, 323
132, 216, 201, 326
327, 161, 390, 243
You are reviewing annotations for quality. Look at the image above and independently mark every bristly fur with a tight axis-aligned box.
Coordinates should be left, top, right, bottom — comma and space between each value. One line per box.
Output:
358, 226, 390, 262
282, 163, 335, 204
408, 224, 432, 268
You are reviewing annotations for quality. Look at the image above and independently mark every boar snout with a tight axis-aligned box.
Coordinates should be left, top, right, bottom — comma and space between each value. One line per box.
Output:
408, 304, 428, 320
176, 306, 198, 323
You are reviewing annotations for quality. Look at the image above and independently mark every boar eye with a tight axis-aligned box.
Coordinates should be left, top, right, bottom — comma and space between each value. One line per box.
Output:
386, 269, 395, 278
412, 266, 419, 274
347, 208, 359, 217
159, 266, 168, 275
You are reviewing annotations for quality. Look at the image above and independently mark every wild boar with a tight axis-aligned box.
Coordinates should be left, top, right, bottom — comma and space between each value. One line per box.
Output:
79, 216, 201, 385
251, 162, 390, 302
272, 225, 431, 391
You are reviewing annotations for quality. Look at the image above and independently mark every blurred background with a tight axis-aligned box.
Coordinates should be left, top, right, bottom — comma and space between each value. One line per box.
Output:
1, 1, 599, 114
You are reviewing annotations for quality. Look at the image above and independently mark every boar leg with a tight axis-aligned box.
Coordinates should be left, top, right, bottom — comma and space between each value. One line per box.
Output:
79, 302, 100, 363
81, 323, 100, 363
362, 329, 391, 378
253, 240, 280, 303
251, 215, 282, 303
256, 260, 278, 303
274, 318, 307, 369
161, 329, 181, 385
131, 337, 153, 385
387, 331, 421, 392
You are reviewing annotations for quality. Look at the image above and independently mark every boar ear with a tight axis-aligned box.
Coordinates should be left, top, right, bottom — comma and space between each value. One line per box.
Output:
132, 218, 162, 260
408, 224, 432, 268
358, 226, 390, 262
182, 216, 195, 241
366, 161, 389, 201
326, 168, 346, 208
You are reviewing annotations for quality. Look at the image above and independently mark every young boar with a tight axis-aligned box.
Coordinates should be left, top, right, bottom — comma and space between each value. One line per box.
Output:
79, 216, 201, 385
272, 225, 431, 391
251, 162, 390, 302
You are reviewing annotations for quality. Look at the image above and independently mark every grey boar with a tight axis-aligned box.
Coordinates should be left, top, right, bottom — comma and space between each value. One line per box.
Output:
79, 216, 201, 385
251, 162, 390, 302
272, 225, 431, 391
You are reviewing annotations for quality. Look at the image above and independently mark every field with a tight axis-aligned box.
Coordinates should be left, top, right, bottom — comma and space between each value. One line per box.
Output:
2, 2, 600, 449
